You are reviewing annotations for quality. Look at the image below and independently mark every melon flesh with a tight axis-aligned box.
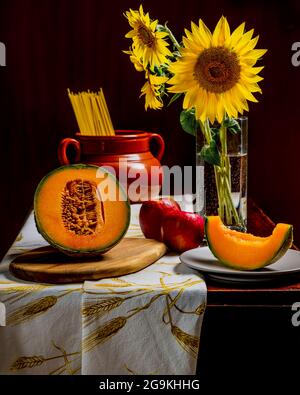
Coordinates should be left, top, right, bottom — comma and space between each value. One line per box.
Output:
205, 216, 293, 270
34, 164, 130, 256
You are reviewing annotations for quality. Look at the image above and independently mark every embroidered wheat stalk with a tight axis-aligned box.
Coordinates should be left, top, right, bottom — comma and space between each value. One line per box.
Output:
15, 233, 23, 241
83, 316, 127, 352
170, 298, 207, 316
1, 285, 47, 304
2, 285, 45, 294
82, 297, 123, 317
123, 364, 157, 375
112, 278, 132, 284
171, 325, 199, 358
10, 351, 80, 371
23, 296, 57, 316
11, 356, 45, 370
82, 297, 124, 326
195, 302, 206, 315
8, 295, 58, 325
10, 342, 80, 372
164, 292, 199, 358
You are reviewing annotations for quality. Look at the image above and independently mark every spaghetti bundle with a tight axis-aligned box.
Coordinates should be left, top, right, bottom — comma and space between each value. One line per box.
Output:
68, 88, 115, 136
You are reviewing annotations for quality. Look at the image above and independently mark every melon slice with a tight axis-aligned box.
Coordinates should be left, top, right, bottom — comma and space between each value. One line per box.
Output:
34, 164, 130, 257
205, 216, 293, 270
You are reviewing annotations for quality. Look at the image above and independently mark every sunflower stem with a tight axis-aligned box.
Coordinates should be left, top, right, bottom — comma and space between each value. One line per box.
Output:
200, 118, 243, 228
219, 123, 231, 224
158, 24, 181, 51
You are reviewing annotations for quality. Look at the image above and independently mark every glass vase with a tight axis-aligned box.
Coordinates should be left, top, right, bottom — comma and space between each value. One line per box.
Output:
195, 117, 248, 231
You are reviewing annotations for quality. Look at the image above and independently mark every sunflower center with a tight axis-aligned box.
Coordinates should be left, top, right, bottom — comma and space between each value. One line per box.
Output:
194, 47, 240, 93
138, 25, 155, 47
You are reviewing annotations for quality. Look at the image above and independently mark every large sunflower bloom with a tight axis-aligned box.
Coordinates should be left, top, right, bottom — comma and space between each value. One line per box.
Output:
167, 16, 267, 123
140, 74, 168, 110
124, 4, 172, 69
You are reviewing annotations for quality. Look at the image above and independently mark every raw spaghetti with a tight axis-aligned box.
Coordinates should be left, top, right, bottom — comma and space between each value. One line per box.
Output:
68, 88, 115, 136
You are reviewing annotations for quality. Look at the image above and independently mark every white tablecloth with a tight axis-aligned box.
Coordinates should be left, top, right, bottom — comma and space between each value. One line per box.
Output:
0, 201, 207, 375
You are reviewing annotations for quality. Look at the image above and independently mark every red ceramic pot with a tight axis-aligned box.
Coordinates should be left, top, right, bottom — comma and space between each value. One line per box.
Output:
58, 130, 165, 202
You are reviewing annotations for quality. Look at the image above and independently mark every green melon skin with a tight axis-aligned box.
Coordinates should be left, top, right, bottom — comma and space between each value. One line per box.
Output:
34, 214, 130, 258
268, 226, 293, 264
205, 217, 293, 271
34, 164, 131, 258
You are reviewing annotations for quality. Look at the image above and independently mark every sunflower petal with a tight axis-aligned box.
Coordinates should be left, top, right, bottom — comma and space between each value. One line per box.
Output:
183, 36, 203, 52
221, 91, 236, 118
198, 19, 212, 47
228, 22, 245, 48
238, 35, 260, 55
149, 75, 169, 85
212, 16, 230, 46
125, 30, 136, 38
230, 86, 249, 112
249, 66, 264, 74
150, 20, 157, 30
245, 49, 268, 60
240, 72, 263, 83
234, 29, 254, 52
206, 92, 218, 123
236, 83, 259, 102
183, 85, 199, 109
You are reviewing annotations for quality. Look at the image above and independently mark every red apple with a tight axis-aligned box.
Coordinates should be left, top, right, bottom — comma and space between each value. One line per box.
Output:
139, 198, 181, 241
161, 211, 205, 252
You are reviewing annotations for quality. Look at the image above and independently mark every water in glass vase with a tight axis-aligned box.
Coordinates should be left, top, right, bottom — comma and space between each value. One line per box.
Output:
196, 117, 248, 231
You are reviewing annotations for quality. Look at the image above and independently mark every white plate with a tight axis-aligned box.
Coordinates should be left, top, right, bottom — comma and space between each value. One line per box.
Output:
179, 247, 300, 283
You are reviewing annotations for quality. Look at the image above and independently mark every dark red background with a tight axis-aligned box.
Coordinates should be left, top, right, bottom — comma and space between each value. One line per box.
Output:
0, 0, 300, 258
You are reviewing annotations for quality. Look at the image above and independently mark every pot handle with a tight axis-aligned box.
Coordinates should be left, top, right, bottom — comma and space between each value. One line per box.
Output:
58, 138, 81, 165
149, 133, 165, 162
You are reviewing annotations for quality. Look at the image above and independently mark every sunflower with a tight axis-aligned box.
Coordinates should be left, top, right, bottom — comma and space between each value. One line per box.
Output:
140, 73, 169, 110
123, 46, 145, 72
124, 4, 172, 69
167, 16, 267, 123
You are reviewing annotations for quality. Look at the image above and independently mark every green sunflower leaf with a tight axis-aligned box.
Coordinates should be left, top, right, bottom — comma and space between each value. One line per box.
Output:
156, 23, 167, 32
223, 118, 241, 134
180, 108, 199, 136
167, 93, 182, 107
199, 139, 221, 166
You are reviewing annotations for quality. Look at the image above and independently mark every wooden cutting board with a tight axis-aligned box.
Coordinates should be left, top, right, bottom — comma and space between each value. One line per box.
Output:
10, 238, 167, 284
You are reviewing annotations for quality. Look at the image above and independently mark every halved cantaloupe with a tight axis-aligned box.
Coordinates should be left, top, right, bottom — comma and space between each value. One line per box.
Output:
205, 216, 293, 270
34, 164, 130, 257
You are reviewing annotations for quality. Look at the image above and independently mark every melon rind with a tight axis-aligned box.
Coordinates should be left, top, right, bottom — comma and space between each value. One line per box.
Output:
205, 216, 293, 271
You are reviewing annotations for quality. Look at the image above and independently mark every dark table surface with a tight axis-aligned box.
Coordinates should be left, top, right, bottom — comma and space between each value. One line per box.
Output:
198, 199, 300, 386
